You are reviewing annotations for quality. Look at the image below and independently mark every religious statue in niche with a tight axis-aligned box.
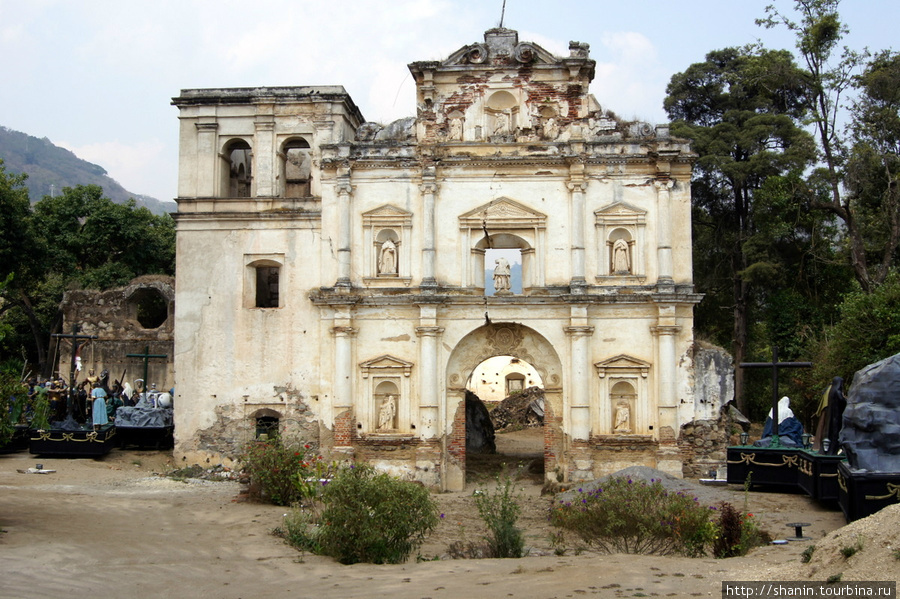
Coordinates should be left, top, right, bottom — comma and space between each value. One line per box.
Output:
493, 257, 511, 292
448, 117, 463, 141
613, 400, 632, 434
379, 239, 397, 275
378, 394, 397, 430
542, 116, 559, 140
493, 111, 510, 136
612, 239, 631, 274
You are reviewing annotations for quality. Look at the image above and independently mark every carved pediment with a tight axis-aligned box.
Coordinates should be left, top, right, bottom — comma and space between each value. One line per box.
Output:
439, 29, 561, 67
362, 204, 413, 227
360, 355, 414, 377
594, 354, 651, 378
459, 197, 546, 230
595, 202, 647, 225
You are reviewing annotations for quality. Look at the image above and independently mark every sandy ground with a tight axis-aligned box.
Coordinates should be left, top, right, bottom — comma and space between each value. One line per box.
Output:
0, 429, 888, 599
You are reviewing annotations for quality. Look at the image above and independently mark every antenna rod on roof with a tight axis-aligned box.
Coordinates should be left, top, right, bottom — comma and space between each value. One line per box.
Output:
499, 0, 506, 28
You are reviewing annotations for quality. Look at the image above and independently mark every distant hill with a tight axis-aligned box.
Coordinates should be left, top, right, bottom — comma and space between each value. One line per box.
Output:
0, 126, 175, 216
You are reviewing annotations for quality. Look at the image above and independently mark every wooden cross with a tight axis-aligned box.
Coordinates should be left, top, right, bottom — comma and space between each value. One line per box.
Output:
51, 325, 99, 417
740, 346, 812, 447
126, 346, 168, 399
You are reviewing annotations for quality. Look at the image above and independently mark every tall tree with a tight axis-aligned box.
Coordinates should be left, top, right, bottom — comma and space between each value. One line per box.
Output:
757, 1, 891, 290
1, 183, 175, 377
665, 47, 816, 412
842, 50, 900, 280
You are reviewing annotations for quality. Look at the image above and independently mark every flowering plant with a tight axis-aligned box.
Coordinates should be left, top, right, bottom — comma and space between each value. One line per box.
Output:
240, 439, 325, 506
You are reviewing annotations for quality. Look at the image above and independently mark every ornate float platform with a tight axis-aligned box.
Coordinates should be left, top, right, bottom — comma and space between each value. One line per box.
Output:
837, 461, 900, 522
726, 446, 802, 489
797, 451, 845, 502
29, 424, 116, 457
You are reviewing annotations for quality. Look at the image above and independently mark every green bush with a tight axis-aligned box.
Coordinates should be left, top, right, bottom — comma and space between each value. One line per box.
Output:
549, 476, 716, 557
240, 440, 323, 506
282, 464, 439, 564
473, 472, 525, 558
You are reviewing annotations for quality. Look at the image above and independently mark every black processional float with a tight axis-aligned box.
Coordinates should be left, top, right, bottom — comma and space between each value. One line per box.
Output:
115, 346, 173, 450
29, 325, 117, 457
726, 347, 813, 489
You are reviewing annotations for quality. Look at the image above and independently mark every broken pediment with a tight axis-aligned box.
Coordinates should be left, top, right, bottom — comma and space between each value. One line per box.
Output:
459, 197, 546, 230
359, 355, 414, 378
440, 28, 560, 67
594, 355, 651, 378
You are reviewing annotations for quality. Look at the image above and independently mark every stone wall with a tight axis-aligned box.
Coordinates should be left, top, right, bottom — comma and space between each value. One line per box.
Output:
58, 275, 175, 389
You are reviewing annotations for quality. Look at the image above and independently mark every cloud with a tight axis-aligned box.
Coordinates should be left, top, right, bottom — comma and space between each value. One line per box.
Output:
56, 138, 171, 200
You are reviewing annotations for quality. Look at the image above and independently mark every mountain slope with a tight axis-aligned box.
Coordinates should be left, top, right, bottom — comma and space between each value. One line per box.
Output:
0, 125, 174, 215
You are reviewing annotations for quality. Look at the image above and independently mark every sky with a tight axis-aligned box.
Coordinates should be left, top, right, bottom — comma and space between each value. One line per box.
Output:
0, 0, 896, 203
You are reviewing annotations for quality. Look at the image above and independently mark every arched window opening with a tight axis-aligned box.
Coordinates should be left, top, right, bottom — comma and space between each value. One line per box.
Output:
255, 415, 279, 440
223, 140, 252, 198
282, 138, 311, 198
244, 256, 283, 309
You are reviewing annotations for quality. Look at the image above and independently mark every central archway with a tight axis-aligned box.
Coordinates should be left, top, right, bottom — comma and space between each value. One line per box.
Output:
444, 322, 564, 490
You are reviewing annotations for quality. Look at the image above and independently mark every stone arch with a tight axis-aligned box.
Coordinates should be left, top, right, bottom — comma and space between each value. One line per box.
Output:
281, 137, 312, 197
221, 138, 252, 197
444, 322, 564, 490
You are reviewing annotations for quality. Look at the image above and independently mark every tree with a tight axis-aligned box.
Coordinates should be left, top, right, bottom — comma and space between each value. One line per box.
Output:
665, 47, 817, 412
842, 51, 900, 281
0, 183, 175, 377
757, 1, 892, 291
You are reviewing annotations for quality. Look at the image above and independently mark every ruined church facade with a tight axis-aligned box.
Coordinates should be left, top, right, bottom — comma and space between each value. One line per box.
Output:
172, 29, 705, 490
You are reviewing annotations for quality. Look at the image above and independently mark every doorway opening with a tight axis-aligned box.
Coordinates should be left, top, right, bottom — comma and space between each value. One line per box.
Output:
464, 354, 544, 483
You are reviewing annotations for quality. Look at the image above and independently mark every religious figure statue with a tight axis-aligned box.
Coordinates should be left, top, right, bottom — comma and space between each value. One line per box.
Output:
493, 257, 511, 292
493, 111, 509, 136
614, 400, 632, 434
379, 239, 397, 275
378, 394, 396, 430
448, 117, 462, 141
543, 117, 559, 140
612, 239, 630, 273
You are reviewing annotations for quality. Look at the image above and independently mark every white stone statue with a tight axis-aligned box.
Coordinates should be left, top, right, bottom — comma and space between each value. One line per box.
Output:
612, 239, 630, 273
543, 117, 559, 140
614, 401, 631, 433
493, 257, 511, 291
449, 117, 462, 141
379, 239, 397, 275
493, 112, 509, 136
378, 394, 396, 430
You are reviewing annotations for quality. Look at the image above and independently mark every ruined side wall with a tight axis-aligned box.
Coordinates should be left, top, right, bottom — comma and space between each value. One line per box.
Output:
58, 275, 175, 389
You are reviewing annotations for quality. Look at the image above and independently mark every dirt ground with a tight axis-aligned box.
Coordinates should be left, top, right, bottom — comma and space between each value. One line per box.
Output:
1, 429, 892, 599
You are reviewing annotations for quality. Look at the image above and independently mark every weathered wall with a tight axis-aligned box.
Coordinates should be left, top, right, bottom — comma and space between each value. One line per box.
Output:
58, 275, 175, 390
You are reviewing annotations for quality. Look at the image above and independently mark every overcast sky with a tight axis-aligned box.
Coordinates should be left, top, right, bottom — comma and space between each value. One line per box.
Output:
0, 1, 895, 203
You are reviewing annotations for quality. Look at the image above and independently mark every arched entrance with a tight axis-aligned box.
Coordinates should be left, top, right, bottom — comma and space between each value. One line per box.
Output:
444, 322, 564, 491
